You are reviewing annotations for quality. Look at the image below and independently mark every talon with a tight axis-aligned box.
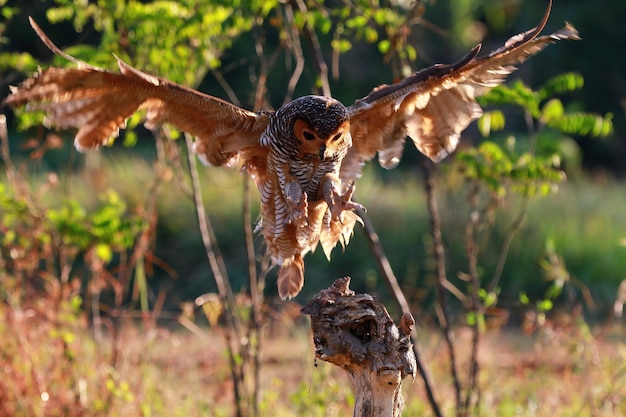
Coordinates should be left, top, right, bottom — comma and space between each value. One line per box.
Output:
286, 192, 308, 225
325, 181, 364, 221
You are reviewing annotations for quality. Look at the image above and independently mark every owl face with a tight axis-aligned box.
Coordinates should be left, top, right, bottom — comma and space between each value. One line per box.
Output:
280, 95, 352, 161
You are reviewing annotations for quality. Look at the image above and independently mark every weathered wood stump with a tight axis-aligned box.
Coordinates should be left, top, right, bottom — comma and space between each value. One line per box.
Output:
302, 277, 417, 417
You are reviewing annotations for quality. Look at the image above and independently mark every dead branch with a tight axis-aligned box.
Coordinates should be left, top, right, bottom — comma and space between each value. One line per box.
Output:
302, 277, 417, 417
421, 160, 462, 414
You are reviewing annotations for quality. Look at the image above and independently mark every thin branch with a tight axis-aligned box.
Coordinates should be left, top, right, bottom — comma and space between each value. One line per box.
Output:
462, 184, 483, 417
487, 197, 529, 292
211, 68, 242, 107
251, 25, 281, 111
282, 2, 306, 104
242, 174, 262, 416
0, 115, 17, 187
355, 208, 443, 417
487, 110, 538, 293
293, 0, 331, 97
356, 209, 411, 314
421, 160, 462, 415
184, 133, 247, 417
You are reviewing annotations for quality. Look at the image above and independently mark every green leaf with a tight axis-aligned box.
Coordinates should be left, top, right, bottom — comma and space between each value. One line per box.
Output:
546, 112, 613, 137
0, 52, 38, 72
519, 292, 530, 305
478, 80, 540, 116
404, 44, 417, 62
363, 26, 378, 43
378, 39, 391, 54
536, 299, 553, 312
466, 311, 477, 326
540, 98, 564, 124
123, 130, 138, 147
477, 110, 506, 137
346, 15, 368, 29
95, 243, 113, 263
539, 72, 584, 100
331, 39, 352, 53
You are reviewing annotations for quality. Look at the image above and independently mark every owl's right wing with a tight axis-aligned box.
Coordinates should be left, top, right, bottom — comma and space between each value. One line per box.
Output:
342, 0, 579, 185
4, 18, 271, 168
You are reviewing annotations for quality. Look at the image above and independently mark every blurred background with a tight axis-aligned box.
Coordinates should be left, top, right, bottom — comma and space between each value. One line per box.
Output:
1, 0, 625, 322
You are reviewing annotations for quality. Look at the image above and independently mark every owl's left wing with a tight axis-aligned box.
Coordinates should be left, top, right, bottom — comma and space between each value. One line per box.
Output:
4, 18, 271, 168
342, 1, 579, 185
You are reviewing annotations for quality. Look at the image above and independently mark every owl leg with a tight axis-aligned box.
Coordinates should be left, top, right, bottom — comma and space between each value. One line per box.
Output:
284, 180, 308, 226
321, 174, 365, 221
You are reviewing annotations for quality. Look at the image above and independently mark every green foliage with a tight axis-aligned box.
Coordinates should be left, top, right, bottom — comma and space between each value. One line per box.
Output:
46, 0, 256, 84
0, 2, 38, 74
458, 73, 612, 200
299, 1, 419, 67
455, 140, 564, 197
448, 72, 613, 365
0, 184, 141, 273
478, 73, 613, 138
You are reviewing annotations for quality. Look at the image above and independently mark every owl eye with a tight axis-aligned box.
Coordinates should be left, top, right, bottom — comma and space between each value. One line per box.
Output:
332, 133, 342, 141
303, 131, 315, 141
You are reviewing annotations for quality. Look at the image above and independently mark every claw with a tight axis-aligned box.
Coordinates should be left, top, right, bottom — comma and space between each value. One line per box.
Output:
286, 191, 308, 225
324, 178, 364, 221
340, 182, 365, 213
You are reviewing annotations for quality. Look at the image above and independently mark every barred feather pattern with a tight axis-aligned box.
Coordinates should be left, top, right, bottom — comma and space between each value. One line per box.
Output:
253, 97, 356, 299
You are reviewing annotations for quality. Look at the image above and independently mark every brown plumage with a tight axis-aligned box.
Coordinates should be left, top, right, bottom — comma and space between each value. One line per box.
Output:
4, 2, 579, 299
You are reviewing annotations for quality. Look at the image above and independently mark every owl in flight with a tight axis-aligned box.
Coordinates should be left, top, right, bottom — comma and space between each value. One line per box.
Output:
5, 2, 578, 299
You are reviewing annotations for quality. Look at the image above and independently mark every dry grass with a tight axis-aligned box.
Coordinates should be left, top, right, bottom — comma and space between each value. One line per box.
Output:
2, 296, 624, 417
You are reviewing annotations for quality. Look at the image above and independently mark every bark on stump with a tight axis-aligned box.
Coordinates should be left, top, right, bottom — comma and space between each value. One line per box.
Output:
302, 277, 417, 417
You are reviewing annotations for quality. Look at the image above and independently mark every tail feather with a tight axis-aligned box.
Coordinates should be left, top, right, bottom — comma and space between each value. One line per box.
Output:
320, 210, 362, 260
277, 255, 304, 300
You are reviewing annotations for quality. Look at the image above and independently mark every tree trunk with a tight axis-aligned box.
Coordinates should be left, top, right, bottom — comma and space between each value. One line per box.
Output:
302, 277, 417, 417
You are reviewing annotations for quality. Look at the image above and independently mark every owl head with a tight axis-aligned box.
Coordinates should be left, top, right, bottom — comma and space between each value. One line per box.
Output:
279, 95, 351, 161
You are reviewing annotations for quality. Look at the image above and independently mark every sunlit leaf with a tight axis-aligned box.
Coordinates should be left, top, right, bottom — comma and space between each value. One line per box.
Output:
346, 15, 368, 29
95, 243, 113, 263
477, 110, 506, 137
540, 98, 564, 124
478, 80, 540, 117
536, 299, 553, 312
331, 39, 352, 53
539, 72, 584, 100
519, 292, 530, 305
546, 112, 613, 138
378, 39, 391, 54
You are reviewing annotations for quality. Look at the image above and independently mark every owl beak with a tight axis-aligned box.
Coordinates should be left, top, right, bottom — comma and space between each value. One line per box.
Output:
319, 143, 327, 160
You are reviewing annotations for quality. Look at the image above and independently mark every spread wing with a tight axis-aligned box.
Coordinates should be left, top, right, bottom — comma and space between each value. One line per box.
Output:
342, 0, 580, 185
4, 18, 270, 168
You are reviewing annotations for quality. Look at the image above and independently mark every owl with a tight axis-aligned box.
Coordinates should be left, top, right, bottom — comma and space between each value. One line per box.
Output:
4, 4, 578, 299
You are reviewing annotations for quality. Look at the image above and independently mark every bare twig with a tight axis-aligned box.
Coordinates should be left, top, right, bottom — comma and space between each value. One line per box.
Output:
463, 184, 483, 417
293, 0, 330, 97
487, 197, 529, 293
0, 115, 17, 187
184, 133, 248, 417
251, 24, 281, 111
357, 208, 443, 417
282, 2, 306, 104
211, 68, 242, 106
487, 110, 539, 293
421, 160, 462, 415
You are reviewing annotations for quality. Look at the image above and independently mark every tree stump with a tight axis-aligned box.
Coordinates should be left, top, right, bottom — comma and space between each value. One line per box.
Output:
302, 277, 417, 417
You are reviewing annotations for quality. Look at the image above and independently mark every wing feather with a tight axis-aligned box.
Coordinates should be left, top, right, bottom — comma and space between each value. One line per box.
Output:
343, 0, 579, 185
4, 19, 270, 167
